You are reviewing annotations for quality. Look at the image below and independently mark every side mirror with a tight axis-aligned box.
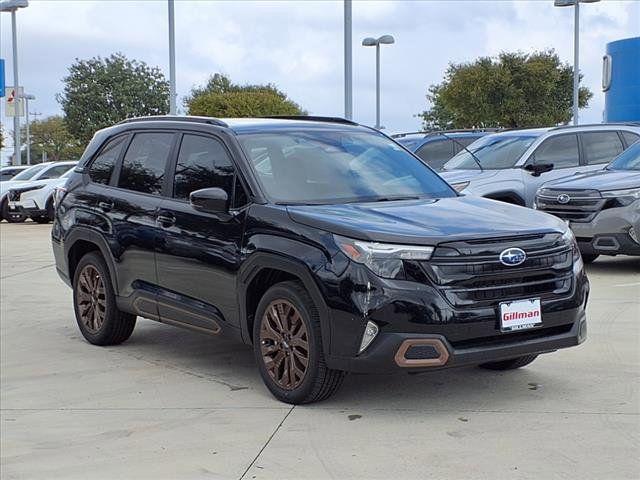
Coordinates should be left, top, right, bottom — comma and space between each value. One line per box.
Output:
189, 187, 229, 214
524, 163, 554, 177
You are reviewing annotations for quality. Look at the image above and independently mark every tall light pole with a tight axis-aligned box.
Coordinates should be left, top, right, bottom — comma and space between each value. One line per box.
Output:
19, 93, 34, 165
0, 0, 29, 165
344, 0, 352, 120
168, 0, 177, 115
554, 0, 600, 125
362, 35, 395, 130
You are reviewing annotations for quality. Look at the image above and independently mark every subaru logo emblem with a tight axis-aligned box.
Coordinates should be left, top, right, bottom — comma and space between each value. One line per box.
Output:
499, 248, 527, 267
557, 194, 571, 204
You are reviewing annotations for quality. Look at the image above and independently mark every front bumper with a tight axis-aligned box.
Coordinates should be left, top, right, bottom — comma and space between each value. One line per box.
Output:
7, 199, 46, 218
570, 203, 640, 256
327, 308, 587, 374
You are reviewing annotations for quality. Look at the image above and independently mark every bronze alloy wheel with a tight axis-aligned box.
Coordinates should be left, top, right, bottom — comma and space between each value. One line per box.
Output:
76, 265, 107, 333
259, 299, 310, 390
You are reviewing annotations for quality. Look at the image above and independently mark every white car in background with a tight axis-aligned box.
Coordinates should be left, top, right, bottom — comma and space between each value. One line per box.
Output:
0, 165, 30, 182
0, 161, 77, 222
7, 169, 75, 223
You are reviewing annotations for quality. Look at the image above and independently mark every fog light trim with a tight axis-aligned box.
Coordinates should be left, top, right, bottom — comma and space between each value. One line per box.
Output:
358, 320, 379, 354
395, 338, 450, 367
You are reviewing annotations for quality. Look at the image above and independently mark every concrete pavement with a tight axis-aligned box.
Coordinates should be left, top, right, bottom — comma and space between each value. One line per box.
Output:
1, 223, 639, 479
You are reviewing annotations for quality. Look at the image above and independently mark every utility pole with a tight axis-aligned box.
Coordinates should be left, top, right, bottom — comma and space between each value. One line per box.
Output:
343, 0, 352, 120
168, 0, 177, 115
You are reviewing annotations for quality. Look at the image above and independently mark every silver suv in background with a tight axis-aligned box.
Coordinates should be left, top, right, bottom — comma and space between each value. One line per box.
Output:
440, 124, 640, 207
535, 141, 640, 262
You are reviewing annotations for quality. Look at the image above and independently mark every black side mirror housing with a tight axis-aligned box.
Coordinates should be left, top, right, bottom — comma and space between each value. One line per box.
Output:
190, 187, 229, 214
524, 163, 554, 177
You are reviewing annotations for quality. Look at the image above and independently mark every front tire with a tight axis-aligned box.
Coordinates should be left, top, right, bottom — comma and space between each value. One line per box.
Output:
72, 252, 136, 346
1, 199, 26, 223
253, 281, 345, 404
479, 354, 538, 370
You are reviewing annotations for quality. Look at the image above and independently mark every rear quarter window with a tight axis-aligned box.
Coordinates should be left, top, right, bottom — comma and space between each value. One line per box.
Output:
88, 136, 127, 185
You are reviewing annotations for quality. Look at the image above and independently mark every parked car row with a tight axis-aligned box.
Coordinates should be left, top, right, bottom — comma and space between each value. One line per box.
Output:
4, 116, 636, 404
396, 123, 640, 262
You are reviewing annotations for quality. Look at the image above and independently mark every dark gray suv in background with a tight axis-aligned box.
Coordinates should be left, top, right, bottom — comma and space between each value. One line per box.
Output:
536, 141, 640, 262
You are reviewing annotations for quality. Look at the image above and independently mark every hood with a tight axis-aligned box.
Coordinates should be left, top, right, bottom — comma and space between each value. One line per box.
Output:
439, 169, 500, 185
543, 169, 640, 192
0, 178, 52, 198
287, 196, 566, 245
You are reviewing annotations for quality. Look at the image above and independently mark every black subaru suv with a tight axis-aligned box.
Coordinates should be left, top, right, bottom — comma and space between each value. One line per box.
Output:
52, 116, 589, 404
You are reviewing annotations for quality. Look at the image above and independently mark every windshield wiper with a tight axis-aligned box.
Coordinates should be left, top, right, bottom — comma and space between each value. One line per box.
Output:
368, 196, 421, 203
438, 132, 484, 172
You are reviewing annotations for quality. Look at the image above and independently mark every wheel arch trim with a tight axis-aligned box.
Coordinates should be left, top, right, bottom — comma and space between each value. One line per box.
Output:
64, 227, 120, 294
238, 252, 332, 352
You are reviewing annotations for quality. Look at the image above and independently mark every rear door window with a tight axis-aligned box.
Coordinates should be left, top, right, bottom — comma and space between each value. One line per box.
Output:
89, 136, 127, 185
581, 131, 624, 165
532, 134, 579, 168
118, 133, 174, 195
415, 139, 454, 168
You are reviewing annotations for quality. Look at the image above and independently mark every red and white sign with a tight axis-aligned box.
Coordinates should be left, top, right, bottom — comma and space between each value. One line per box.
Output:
5, 86, 24, 117
500, 298, 542, 331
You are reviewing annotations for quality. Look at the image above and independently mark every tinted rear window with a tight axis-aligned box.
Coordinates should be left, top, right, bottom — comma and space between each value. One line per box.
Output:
118, 133, 174, 195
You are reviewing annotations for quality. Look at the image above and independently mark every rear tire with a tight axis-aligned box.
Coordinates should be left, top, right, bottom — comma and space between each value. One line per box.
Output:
581, 253, 599, 264
72, 252, 136, 346
479, 354, 538, 370
253, 280, 345, 404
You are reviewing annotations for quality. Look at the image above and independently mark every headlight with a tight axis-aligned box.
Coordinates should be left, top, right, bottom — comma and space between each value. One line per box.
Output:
334, 234, 434, 279
562, 228, 580, 261
15, 184, 45, 194
601, 187, 640, 206
451, 181, 469, 193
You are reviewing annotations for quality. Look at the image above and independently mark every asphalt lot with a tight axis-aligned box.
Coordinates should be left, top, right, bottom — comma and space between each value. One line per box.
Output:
1, 222, 639, 480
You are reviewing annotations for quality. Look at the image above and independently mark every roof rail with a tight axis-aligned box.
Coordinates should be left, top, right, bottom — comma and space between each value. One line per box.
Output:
549, 122, 640, 131
261, 115, 360, 126
118, 115, 228, 128
392, 127, 502, 139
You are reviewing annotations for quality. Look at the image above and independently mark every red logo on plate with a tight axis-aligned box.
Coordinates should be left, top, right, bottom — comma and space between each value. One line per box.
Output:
503, 310, 540, 322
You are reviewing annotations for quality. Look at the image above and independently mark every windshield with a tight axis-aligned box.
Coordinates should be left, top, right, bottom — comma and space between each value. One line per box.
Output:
11, 163, 47, 181
443, 134, 537, 170
238, 129, 455, 204
607, 142, 640, 171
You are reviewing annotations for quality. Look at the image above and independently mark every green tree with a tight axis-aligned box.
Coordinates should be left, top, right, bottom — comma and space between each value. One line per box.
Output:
21, 116, 84, 162
186, 73, 306, 117
58, 53, 169, 144
420, 50, 593, 129
0, 123, 4, 151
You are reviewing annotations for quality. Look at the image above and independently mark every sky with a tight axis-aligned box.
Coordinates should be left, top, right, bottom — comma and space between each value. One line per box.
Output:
1, 0, 639, 163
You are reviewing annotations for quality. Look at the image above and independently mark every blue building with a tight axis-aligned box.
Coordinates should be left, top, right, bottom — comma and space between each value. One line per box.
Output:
603, 37, 640, 122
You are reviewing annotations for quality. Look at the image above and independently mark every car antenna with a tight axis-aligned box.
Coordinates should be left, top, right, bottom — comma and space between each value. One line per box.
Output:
437, 131, 484, 172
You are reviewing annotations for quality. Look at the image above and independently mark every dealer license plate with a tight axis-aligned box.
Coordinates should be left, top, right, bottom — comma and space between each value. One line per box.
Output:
499, 298, 542, 332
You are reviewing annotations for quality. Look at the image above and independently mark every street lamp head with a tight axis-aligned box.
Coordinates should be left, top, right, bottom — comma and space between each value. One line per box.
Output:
19, 93, 35, 100
362, 37, 377, 47
377, 35, 395, 45
553, 0, 599, 5
0, 0, 28, 12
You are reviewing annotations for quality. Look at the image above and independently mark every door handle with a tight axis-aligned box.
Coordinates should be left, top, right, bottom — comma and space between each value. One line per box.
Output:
98, 201, 113, 212
156, 214, 176, 227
